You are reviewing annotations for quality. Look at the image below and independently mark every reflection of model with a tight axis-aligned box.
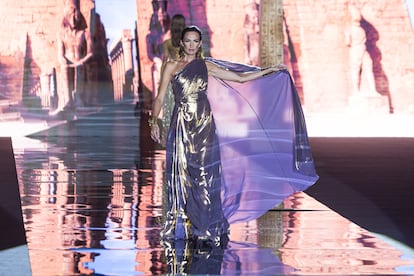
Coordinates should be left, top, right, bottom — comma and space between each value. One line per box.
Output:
162, 14, 186, 68
52, 1, 93, 115
160, 14, 186, 145
146, 12, 164, 98
346, 4, 377, 96
163, 239, 295, 275
150, 26, 317, 247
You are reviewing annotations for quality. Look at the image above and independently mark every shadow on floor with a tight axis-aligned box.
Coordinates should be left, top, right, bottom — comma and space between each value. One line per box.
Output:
307, 137, 414, 248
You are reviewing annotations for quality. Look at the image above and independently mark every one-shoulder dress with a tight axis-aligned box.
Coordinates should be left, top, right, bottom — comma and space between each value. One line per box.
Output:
160, 58, 318, 246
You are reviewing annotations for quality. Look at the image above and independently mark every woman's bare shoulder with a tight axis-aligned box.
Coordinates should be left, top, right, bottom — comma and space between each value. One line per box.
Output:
163, 60, 184, 78
165, 60, 179, 71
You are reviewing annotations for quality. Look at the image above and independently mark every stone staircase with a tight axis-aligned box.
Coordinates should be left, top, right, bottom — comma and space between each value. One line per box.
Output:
0, 99, 21, 121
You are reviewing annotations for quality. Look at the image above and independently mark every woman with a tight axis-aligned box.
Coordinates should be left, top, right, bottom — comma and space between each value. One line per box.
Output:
150, 26, 318, 247
161, 14, 186, 70
160, 14, 186, 145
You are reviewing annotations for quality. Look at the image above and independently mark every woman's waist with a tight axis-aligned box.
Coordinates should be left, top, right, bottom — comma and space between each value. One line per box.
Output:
174, 91, 207, 104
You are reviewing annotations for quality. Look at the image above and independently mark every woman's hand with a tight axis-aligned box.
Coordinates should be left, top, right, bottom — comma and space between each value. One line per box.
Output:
270, 64, 287, 72
259, 64, 287, 78
150, 124, 160, 143
149, 117, 160, 143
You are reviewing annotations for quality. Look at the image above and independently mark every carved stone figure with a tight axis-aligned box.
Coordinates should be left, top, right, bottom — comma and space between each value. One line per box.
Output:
346, 4, 378, 96
51, 0, 93, 115
243, 0, 260, 66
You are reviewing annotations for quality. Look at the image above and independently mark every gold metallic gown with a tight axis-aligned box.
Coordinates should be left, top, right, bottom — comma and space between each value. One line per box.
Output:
160, 58, 229, 245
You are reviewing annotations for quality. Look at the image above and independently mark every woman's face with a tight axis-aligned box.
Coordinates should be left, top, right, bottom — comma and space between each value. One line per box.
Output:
181, 31, 202, 56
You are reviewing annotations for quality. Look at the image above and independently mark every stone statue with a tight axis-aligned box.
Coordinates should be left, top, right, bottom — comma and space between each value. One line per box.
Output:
51, 0, 93, 115
243, 0, 260, 66
346, 4, 378, 97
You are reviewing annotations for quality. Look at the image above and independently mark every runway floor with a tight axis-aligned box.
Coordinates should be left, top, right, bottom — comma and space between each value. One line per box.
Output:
2, 100, 414, 275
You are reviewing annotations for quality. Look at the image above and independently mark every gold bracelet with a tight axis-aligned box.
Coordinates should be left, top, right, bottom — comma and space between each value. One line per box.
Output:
148, 116, 157, 127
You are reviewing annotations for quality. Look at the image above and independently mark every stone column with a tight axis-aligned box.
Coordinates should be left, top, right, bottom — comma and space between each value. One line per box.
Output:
121, 30, 134, 74
121, 30, 135, 98
258, 0, 284, 249
40, 73, 51, 108
259, 0, 284, 67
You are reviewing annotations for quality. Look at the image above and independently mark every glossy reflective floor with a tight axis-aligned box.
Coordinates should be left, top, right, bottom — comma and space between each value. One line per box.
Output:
9, 101, 414, 275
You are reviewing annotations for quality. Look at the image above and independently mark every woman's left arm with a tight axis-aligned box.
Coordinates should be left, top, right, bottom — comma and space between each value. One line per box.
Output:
206, 61, 286, 83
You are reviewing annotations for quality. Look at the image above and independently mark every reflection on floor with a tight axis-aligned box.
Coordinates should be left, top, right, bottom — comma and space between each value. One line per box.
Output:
7, 101, 414, 275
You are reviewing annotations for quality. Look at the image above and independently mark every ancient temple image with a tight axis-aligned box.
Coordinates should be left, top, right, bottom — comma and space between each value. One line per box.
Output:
0, 0, 114, 121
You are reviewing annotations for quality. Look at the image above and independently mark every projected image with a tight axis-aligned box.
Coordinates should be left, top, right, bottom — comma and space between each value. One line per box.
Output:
1, 0, 413, 138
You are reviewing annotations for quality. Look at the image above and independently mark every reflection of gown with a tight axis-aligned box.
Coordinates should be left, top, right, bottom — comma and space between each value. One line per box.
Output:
161, 58, 318, 242
163, 239, 295, 275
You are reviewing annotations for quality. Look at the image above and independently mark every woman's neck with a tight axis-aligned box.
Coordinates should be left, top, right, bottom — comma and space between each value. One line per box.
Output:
183, 56, 196, 63
182, 54, 197, 63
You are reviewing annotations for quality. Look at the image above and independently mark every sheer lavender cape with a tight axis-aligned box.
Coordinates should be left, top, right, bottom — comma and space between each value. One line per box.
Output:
206, 58, 319, 224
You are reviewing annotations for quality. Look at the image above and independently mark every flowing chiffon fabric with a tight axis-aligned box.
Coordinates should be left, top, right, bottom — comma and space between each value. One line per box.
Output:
161, 57, 318, 243
206, 58, 318, 224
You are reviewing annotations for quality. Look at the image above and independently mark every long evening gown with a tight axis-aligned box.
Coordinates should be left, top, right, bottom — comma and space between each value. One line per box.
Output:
160, 58, 318, 246
161, 59, 230, 246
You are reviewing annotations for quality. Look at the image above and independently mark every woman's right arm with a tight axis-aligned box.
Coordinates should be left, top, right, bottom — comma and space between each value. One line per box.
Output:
150, 62, 174, 143
161, 41, 170, 73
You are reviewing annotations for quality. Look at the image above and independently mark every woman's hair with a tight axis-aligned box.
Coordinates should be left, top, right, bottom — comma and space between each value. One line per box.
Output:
179, 25, 204, 58
180, 25, 203, 41
170, 14, 186, 48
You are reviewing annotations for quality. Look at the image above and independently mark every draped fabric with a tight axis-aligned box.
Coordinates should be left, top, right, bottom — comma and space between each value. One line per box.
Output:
161, 57, 318, 243
160, 82, 174, 147
205, 58, 318, 224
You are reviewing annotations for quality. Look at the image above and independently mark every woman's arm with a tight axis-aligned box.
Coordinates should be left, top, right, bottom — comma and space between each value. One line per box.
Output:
161, 40, 171, 73
150, 62, 175, 143
206, 60, 286, 83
